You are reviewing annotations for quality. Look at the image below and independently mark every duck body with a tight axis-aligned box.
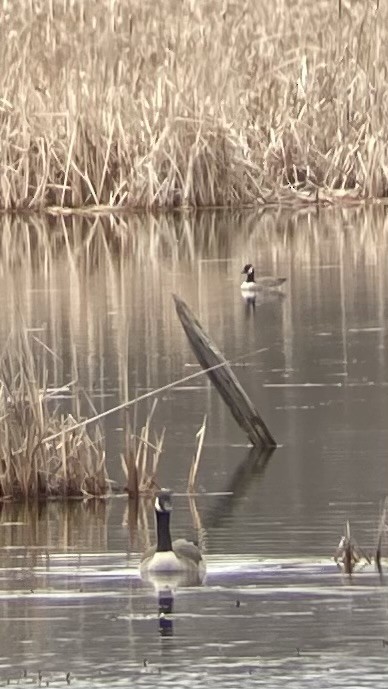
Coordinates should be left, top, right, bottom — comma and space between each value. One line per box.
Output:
140, 490, 205, 581
241, 263, 286, 291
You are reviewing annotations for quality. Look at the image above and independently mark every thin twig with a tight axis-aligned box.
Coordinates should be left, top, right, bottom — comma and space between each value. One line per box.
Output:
42, 346, 268, 444
187, 415, 207, 492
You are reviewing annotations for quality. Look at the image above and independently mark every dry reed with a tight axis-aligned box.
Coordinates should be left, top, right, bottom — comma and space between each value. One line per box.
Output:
121, 405, 207, 497
187, 415, 207, 492
376, 497, 388, 577
121, 399, 165, 497
334, 520, 371, 574
1, 0, 388, 211
0, 330, 109, 499
0, 326, 208, 501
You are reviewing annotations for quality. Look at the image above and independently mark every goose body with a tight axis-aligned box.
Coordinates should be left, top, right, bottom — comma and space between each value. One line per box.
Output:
241, 263, 286, 291
140, 490, 205, 581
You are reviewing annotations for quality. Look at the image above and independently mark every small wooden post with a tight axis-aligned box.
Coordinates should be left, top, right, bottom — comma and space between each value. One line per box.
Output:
173, 294, 276, 450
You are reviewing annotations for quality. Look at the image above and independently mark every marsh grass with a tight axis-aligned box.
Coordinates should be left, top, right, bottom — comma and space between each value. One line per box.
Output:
0, 330, 110, 499
121, 399, 165, 498
0, 326, 207, 501
187, 415, 207, 492
121, 404, 207, 497
1, 0, 388, 211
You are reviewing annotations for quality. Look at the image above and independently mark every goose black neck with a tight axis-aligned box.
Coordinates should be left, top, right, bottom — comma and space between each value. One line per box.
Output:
156, 510, 173, 552
246, 269, 255, 283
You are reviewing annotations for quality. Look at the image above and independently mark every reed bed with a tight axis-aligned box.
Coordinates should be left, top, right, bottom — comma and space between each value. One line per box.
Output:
0, 330, 110, 499
0, 328, 206, 500
1, 0, 388, 211
121, 399, 166, 498
121, 404, 207, 498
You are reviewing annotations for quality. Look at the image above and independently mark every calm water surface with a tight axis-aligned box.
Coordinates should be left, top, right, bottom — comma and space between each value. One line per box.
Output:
0, 208, 387, 686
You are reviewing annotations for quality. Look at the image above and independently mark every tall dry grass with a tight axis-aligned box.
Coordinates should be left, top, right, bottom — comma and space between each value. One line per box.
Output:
1, 0, 387, 211
0, 330, 109, 499
0, 322, 206, 500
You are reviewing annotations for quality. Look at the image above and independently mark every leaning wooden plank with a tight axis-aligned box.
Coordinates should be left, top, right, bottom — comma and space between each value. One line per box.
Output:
173, 294, 276, 449
376, 497, 388, 579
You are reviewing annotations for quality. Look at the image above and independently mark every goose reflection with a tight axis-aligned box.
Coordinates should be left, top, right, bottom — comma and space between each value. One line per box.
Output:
241, 290, 286, 313
142, 570, 204, 637
242, 293, 257, 311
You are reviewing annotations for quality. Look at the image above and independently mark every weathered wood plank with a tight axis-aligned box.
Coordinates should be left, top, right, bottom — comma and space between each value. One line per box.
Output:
173, 294, 276, 449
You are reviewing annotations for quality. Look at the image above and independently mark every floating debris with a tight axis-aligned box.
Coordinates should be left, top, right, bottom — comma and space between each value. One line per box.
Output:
334, 521, 371, 574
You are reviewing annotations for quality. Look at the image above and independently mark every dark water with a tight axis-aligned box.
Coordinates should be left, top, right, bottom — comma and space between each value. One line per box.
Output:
0, 208, 387, 686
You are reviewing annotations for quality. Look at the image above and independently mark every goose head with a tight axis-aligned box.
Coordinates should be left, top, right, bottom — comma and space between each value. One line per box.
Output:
241, 263, 257, 289
155, 489, 173, 514
241, 263, 254, 275
241, 263, 255, 283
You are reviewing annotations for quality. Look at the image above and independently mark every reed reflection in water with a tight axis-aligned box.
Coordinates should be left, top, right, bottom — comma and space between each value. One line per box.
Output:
0, 209, 386, 480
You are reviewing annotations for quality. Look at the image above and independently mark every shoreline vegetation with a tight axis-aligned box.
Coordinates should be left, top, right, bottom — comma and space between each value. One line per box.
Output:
0, 331, 108, 500
0, 329, 207, 501
1, 0, 388, 212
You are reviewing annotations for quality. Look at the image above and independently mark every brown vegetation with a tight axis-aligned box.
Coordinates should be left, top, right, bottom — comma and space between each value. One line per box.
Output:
121, 399, 165, 498
1, 0, 387, 211
0, 330, 109, 499
0, 328, 206, 500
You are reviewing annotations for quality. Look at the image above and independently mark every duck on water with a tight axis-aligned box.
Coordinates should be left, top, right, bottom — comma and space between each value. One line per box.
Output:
241, 263, 287, 291
140, 489, 206, 582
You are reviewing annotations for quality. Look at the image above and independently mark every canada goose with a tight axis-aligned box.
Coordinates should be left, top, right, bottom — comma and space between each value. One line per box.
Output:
140, 490, 206, 580
241, 263, 287, 291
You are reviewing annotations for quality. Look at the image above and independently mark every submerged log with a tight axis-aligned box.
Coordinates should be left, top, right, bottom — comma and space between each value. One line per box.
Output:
173, 294, 276, 449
